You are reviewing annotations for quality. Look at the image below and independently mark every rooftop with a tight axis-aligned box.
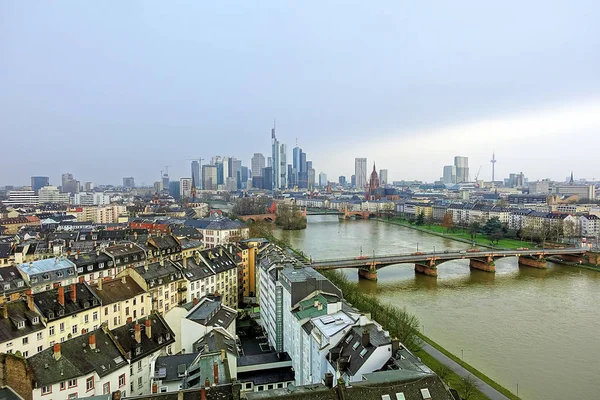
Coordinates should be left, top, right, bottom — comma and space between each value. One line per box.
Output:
17, 257, 76, 276
111, 313, 175, 362
186, 298, 237, 330
90, 276, 146, 305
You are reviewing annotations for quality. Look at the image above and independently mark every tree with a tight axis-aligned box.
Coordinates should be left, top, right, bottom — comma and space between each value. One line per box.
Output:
232, 197, 270, 216
435, 364, 452, 383
467, 221, 481, 240
459, 374, 479, 400
441, 212, 454, 232
416, 212, 425, 226
275, 203, 307, 230
247, 220, 275, 238
482, 217, 503, 244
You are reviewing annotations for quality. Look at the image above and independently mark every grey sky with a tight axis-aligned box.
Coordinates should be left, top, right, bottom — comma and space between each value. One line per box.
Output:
1, 1, 599, 186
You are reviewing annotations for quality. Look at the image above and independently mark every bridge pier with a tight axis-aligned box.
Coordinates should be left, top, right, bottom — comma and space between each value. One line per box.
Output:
415, 260, 438, 277
358, 264, 377, 281
586, 251, 600, 265
518, 255, 547, 269
561, 253, 586, 264
469, 257, 496, 272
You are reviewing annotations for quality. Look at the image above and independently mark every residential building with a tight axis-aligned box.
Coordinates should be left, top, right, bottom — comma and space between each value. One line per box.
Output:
579, 214, 599, 237
17, 257, 77, 294
0, 298, 45, 358
123, 177, 136, 188
69, 250, 114, 284
0, 216, 40, 234
90, 276, 150, 330
0, 266, 29, 304
110, 313, 175, 397
354, 158, 367, 189
184, 216, 249, 248
34, 281, 102, 349
147, 235, 182, 262
38, 186, 70, 204
28, 328, 129, 400
126, 260, 185, 316
103, 242, 147, 277
197, 247, 238, 309
152, 352, 198, 393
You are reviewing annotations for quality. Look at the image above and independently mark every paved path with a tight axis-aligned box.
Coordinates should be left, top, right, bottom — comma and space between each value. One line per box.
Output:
421, 342, 510, 400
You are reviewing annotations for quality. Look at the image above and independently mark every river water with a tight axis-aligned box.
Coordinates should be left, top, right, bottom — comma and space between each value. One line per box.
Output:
276, 215, 600, 400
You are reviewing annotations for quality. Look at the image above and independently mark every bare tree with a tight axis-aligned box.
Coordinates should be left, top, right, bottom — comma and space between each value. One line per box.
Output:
459, 374, 479, 400
435, 364, 452, 383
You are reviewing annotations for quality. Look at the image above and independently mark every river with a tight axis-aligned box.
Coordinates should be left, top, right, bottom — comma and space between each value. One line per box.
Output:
276, 215, 600, 400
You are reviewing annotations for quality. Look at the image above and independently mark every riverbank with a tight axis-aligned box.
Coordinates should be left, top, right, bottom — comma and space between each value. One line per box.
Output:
376, 218, 538, 250
322, 269, 518, 400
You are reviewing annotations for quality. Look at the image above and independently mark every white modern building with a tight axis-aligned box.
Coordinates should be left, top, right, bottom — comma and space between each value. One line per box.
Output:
354, 158, 367, 189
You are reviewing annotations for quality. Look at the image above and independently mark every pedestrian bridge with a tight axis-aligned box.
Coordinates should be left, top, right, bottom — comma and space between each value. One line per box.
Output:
311, 248, 592, 280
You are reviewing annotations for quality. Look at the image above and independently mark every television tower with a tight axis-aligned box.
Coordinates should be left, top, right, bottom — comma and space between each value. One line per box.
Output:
490, 152, 497, 182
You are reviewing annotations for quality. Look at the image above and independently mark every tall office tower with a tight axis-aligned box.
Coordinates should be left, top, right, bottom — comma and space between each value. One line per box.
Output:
442, 165, 456, 184
279, 144, 287, 189
202, 165, 218, 190
299, 151, 308, 188
169, 181, 181, 200
84, 182, 94, 191
262, 167, 273, 190
251, 153, 265, 178
123, 177, 135, 188
293, 146, 302, 187
287, 164, 295, 188
191, 161, 201, 190
454, 156, 469, 183
241, 166, 249, 189
267, 157, 273, 168
61, 173, 79, 194
180, 178, 192, 198
216, 163, 224, 185
318, 173, 328, 187
379, 169, 388, 186
271, 124, 280, 189
162, 173, 169, 191
355, 158, 367, 189
308, 169, 316, 190
351, 175, 356, 187
339, 176, 346, 186
31, 176, 49, 194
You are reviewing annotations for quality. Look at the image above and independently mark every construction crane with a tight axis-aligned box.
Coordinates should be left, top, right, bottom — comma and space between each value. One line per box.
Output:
474, 165, 482, 187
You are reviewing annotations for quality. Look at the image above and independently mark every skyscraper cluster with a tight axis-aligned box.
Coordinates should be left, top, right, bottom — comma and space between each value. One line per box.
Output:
442, 156, 469, 184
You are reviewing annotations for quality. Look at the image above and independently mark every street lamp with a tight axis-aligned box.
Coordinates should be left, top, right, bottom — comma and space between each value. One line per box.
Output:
415, 242, 419, 252
461, 349, 464, 360
360, 246, 363, 257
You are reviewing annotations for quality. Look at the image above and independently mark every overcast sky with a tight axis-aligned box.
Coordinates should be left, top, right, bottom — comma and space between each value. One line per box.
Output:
1, 1, 599, 187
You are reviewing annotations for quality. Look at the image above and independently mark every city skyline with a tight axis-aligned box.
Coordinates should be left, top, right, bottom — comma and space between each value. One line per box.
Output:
2, 1, 599, 185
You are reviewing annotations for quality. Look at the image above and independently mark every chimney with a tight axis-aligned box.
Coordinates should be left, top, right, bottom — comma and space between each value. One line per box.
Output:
75, 252, 79, 260
96, 249, 100, 256
70, 283, 77, 303
220, 349, 226, 362
362, 329, 370, 347
324, 372, 334, 388
145, 318, 152, 339
97, 278, 103, 291
58, 286, 65, 306
53, 343, 61, 360
152, 383, 158, 394
89, 333, 96, 350
144, 261, 148, 272
193, 298, 199, 306
213, 362, 218, 385
218, 247, 222, 257
121, 276, 127, 284
26, 289, 34, 311
1, 305, 7, 319
78, 276, 85, 283
135, 323, 141, 344
182, 257, 187, 269
200, 387, 207, 400
392, 338, 400, 355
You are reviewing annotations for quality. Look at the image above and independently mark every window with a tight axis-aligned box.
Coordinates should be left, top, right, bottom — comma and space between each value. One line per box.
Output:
22, 337, 28, 345
84, 314, 89, 323
381, 396, 391, 400
37, 332, 43, 340
87, 265, 93, 271
59, 323, 65, 333
23, 351, 28, 357
133, 298, 136, 306
137, 360, 142, 371
395, 393, 406, 400
137, 376, 143, 388
103, 382, 110, 395
104, 307, 108, 316
68, 393, 77, 399
41, 385, 51, 395
160, 387, 167, 393
141, 307, 144, 316
72, 325, 78, 334
245, 382, 252, 390
86, 377, 94, 392
93, 312, 98, 321
6, 342, 12, 348
119, 374, 126, 387
37, 345, 43, 352
60, 382, 65, 391
125, 307, 129, 315
420, 389, 431, 399
113, 304, 118, 312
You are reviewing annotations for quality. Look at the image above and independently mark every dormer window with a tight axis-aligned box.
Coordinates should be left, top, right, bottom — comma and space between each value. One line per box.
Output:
17, 281, 23, 288
32, 317, 39, 325
78, 267, 83, 273
124, 257, 129, 263
135, 347, 141, 355
3, 284, 9, 291
158, 336, 163, 344
108, 261, 113, 267
99, 263, 104, 269
166, 333, 171, 340
31, 277, 37, 283
57, 272, 63, 278
43, 274, 50, 280
87, 266, 93, 271
17, 321, 25, 329
69, 269, 75, 276
48, 311, 54, 319
58, 310, 64, 317
133, 255, 138, 261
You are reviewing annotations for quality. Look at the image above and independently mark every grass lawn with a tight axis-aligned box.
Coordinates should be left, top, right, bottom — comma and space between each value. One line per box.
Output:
385, 218, 538, 250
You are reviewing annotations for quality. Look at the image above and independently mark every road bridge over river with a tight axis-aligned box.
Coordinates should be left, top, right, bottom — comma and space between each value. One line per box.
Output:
311, 248, 593, 280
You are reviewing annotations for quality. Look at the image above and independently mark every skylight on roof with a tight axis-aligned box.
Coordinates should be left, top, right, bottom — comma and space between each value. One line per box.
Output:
352, 341, 360, 350
359, 348, 368, 358
345, 335, 353, 344
395, 393, 406, 400
420, 388, 431, 399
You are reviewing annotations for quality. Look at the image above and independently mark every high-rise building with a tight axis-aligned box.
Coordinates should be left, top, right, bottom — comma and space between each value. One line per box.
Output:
202, 165, 218, 190
84, 182, 94, 191
271, 124, 287, 190
161, 172, 169, 191
62, 173, 79, 194
351, 175, 356, 187
262, 167, 273, 190
279, 144, 287, 190
454, 156, 469, 183
267, 157, 273, 168
241, 166, 249, 189
355, 158, 367, 189
31, 176, 49, 194
233, 159, 242, 189
169, 181, 181, 200
191, 161, 201, 190
298, 151, 308, 188
180, 178, 192, 198
339, 176, 346, 186
39, 186, 69, 203
379, 169, 388, 186
123, 177, 135, 188
251, 153, 265, 178
318, 173, 328, 187
442, 166, 456, 184
308, 168, 316, 190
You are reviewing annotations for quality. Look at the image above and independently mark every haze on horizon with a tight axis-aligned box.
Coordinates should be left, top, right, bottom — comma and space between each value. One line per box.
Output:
1, 1, 599, 187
